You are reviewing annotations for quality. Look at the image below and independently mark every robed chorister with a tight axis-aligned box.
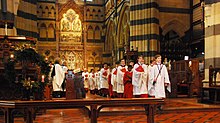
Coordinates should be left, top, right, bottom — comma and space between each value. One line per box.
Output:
132, 56, 148, 98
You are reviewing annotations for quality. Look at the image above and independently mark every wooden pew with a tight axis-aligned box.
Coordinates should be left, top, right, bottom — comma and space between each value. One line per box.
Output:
0, 98, 164, 123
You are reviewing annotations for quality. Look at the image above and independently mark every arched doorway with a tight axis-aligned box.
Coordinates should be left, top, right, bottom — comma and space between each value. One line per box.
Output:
105, 19, 116, 64
161, 20, 190, 61
117, 3, 130, 61
160, 30, 189, 61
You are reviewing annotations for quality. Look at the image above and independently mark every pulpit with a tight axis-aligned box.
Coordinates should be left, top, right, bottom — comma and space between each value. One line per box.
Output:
66, 70, 76, 99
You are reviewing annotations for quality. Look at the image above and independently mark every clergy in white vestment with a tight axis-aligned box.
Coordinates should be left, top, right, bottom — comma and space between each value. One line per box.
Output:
82, 68, 89, 93
61, 61, 68, 92
149, 54, 171, 98
52, 59, 65, 92
100, 63, 110, 97
132, 55, 148, 98
116, 59, 127, 97
62, 61, 68, 73
111, 61, 120, 97
89, 69, 96, 94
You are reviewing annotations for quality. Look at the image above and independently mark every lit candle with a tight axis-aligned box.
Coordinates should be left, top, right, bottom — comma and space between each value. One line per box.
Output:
10, 54, 14, 59
41, 75, 45, 82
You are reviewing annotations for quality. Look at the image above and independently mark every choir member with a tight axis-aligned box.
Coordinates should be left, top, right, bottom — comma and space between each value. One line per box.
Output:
108, 67, 113, 97
61, 61, 68, 96
100, 63, 110, 97
95, 68, 101, 95
148, 59, 156, 97
123, 65, 133, 98
89, 69, 96, 94
111, 61, 120, 97
132, 55, 148, 98
82, 68, 89, 93
129, 60, 134, 68
149, 54, 171, 98
51, 59, 65, 98
116, 59, 127, 98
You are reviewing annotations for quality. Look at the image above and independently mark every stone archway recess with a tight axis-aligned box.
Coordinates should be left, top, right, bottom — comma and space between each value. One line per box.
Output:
162, 19, 188, 38
161, 19, 189, 61
105, 19, 116, 63
116, 3, 130, 61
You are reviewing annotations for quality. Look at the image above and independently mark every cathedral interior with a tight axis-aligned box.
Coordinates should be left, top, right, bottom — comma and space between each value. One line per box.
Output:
0, 0, 206, 70
0, 0, 220, 122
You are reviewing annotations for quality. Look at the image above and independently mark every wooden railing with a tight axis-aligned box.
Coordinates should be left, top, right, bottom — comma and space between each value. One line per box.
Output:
0, 98, 164, 123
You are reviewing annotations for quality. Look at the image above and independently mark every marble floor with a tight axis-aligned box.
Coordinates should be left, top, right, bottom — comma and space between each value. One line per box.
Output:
1, 93, 220, 123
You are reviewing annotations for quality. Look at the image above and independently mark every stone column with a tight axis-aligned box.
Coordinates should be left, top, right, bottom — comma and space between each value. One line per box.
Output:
203, 1, 220, 86
130, 0, 160, 63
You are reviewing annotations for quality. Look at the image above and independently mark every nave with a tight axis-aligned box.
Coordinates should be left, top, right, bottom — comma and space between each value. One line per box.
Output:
1, 93, 220, 123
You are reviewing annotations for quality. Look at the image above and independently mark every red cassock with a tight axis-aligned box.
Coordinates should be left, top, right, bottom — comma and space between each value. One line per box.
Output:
108, 74, 113, 97
123, 71, 133, 98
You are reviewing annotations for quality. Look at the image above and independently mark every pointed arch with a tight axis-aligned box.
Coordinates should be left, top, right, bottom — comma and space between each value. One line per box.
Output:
94, 26, 101, 40
38, 5, 43, 16
48, 23, 55, 38
162, 19, 188, 37
50, 6, 55, 17
44, 6, 49, 17
117, 3, 130, 46
105, 19, 116, 52
87, 25, 94, 40
39, 23, 47, 38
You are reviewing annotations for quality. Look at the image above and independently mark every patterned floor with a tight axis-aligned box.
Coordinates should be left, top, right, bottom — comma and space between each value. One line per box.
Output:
2, 109, 220, 123
1, 94, 220, 123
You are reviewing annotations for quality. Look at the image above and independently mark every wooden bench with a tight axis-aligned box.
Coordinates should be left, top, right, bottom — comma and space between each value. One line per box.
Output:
0, 98, 164, 123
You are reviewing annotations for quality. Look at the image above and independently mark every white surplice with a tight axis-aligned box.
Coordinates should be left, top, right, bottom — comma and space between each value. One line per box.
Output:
82, 72, 89, 89
149, 64, 171, 98
95, 71, 101, 90
132, 63, 148, 95
148, 65, 155, 96
116, 66, 127, 93
100, 68, 110, 89
89, 73, 95, 90
111, 67, 117, 92
52, 64, 65, 91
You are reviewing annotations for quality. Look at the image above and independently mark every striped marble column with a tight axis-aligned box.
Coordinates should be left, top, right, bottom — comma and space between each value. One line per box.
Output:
204, 1, 220, 86
15, 0, 38, 39
130, 0, 160, 63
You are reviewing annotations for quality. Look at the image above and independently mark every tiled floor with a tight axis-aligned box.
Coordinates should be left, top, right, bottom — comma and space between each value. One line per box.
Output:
4, 109, 220, 123
1, 93, 220, 123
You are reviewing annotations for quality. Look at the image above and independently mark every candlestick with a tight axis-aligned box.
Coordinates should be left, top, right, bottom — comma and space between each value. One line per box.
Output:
42, 75, 45, 82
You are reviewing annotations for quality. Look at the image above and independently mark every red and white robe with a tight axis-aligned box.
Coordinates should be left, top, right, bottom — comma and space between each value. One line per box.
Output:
116, 65, 127, 94
82, 72, 89, 91
132, 63, 148, 97
111, 67, 117, 92
89, 73, 96, 94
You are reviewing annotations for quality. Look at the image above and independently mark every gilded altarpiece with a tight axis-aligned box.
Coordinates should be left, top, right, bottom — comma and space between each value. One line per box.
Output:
59, 9, 84, 70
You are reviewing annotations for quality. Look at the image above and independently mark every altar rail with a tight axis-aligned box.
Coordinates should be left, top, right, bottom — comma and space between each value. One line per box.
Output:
0, 98, 164, 123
